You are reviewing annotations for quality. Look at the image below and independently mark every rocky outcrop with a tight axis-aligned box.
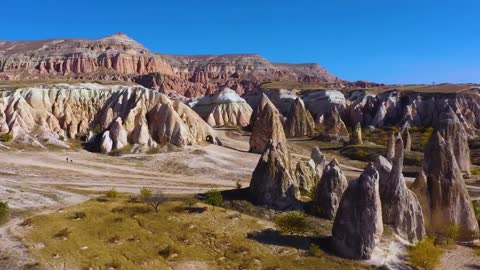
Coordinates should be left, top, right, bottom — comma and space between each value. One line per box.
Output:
323, 108, 349, 138
435, 108, 472, 176
402, 127, 412, 151
412, 131, 479, 240
332, 163, 383, 260
386, 131, 395, 161
295, 159, 318, 195
0, 84, 218, 152
249, 96, 287, 153
250, 141, 298, 209
350, 122, 363, 145
380, 136, 425, 242
311, 146, 327, 176
313, 159, 348, 219
285, 98, 316, 137
191, 87, 253, 127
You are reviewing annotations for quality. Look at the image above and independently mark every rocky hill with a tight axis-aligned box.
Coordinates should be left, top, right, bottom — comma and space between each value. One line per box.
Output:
0, 33, 342, 97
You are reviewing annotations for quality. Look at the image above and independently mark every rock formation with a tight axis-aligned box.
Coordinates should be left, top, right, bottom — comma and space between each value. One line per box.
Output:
386, 131, 395, 161
412, 130, 479, 240
332, 163, 383, 260
0, 34, 341, 97
380, 136, 425, 242
402, 127, 412, 151
313, 159, 348, 219
285, 98, 316, 137
323, 108, 349, 138
249, 141, 298, 209
435, 108, 472, 176
192, 87, 253, 127
249, 96, 287, 153
0, 84, 218, 152
311, 146, 327, 176
295, 159, 318, 195
350, 122, 363, 145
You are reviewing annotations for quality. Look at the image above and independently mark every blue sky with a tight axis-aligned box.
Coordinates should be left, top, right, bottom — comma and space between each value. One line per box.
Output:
2, 0, 479, 84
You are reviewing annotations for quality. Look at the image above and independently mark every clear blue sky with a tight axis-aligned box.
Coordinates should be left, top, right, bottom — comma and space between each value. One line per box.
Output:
2, 0, 479, 84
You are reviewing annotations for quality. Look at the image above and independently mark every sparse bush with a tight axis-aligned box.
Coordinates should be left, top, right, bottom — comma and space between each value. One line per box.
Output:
444, 224, 460, 246
91, 124, 102, 135
20, 217, 33, 227
158, 245, 179, 259
105, 189, 118, 199
0, 202, 9, 224
59, 135, 65, 141
471, 167, 480, 176
275, 211, 311, 235
0, 133, 13, 142
144, 190, 167, 213
409, 238, 443, 270
107, 235, 121, 244
205, 189, 223, 211
236, 180, 242, 189
308, 243, 322, 256
356, 149, 367, 158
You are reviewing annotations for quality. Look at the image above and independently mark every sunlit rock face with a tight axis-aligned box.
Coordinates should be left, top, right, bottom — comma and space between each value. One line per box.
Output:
0, 83, 218, 152
285, 98, 316, 138
249, 141, 299, 209
332, 163, 383, 260
191, 87, 252, 128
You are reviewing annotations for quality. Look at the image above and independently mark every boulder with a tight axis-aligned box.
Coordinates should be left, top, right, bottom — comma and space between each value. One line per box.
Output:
313, 159, 348, 219
285, 98, 316, 137
380, 135, 426, 243
332, 163, 383, 260
295, 159, 318, 195
250, 141, 298, 209
412, 131, 479, 240
249, 97, 287, 153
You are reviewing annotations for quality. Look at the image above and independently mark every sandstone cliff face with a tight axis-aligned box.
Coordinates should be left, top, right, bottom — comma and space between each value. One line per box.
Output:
295, 159, 318, 195
249, 95, 287, 153
380, 136, 426, 243
332, 163, 383, 260
323, 108, 349, 138
313, 159, 348, 220
285, 98, 316, 138
0, 83, 218, 152
413, 131, 479, 240
249, 141, 298, 209
191, 87, 253, 127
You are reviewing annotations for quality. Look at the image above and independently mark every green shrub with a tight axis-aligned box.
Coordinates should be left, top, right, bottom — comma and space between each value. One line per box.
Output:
409, 238, 443, 270
0, 202, 9, 224
54, 228, 72, 238
356, 149, 368, 158
140, 187, 152, 201
205, 189, 223, 211
59, 135, 65, 141
158, 245, 179, 259
308, 243, 322, 256
444, 224, 460, 246
105, 189, 118, 199
72, 211, 86, 220
275, 211, 311, 235
0, 133, 13, 142
471, 167, 480, 176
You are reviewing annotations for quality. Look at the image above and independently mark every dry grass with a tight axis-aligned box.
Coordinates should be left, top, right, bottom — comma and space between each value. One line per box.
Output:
23, 195, 371, 270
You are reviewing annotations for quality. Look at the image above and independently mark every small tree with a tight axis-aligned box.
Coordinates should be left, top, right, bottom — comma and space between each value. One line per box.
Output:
275, 211, 310, 235
409, 238, 443, 270
205, 190, 223, 211
444, 224, 460, 246
145, 190, 167, 213
140, 187, 152, 201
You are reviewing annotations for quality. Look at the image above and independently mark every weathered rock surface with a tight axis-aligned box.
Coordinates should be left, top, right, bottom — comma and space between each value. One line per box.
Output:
285, 98, 316, 137
295, 159, 318, 195
323, 108, 349, 138
311, 146, 327, 176
191, 87, 253, 127
332, 163, 383, 260
402, 127, 412, 151
412, 131, 479, 240
249, 96, 287, 153
380, 136, 426, 243
313, 159, 348, 219
350, 122, 363, 145
386, 131, 395, 161
250, 141, 298, 209
0, 83, 218, 152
